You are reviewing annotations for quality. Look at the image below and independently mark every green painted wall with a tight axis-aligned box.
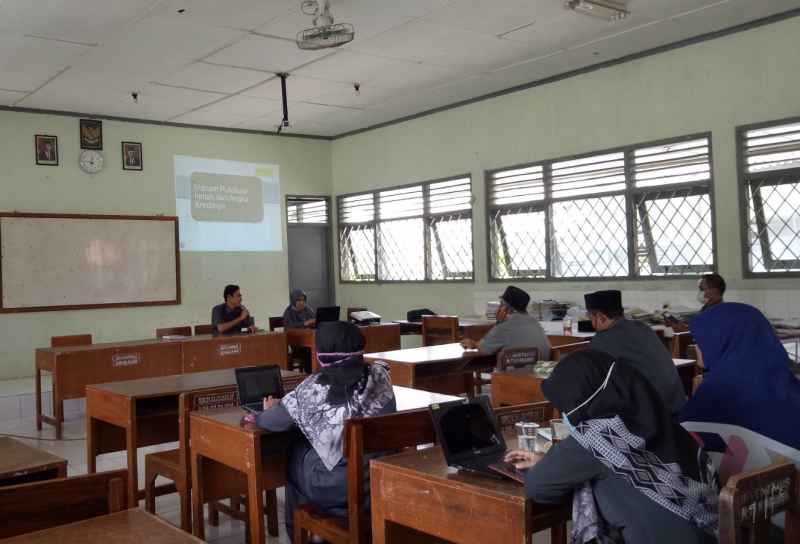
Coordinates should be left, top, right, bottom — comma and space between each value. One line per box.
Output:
0, 110, 331, 379
331, 17, 800, 321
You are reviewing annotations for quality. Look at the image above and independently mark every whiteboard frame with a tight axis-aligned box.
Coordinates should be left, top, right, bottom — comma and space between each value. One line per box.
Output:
0, 212, 181, 313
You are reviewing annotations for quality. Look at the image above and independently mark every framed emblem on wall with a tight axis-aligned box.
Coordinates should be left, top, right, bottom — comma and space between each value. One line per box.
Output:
79, 119, 102, 150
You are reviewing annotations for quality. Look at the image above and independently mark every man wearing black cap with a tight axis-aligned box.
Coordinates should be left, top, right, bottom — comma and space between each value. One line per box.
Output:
585, 290, 686, 415
461, 286, 550, 359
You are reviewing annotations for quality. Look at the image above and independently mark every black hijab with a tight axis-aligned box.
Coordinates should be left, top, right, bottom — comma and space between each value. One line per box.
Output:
315, 321, 367, 405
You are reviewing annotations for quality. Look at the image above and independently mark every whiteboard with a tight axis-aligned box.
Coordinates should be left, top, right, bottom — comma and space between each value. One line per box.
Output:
1, 214, 179, 312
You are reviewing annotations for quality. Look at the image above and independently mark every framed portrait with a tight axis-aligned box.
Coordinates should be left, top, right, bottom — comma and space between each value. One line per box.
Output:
35, 135, 59, 166
79, 119, 102, 150
121, 142, 143, 171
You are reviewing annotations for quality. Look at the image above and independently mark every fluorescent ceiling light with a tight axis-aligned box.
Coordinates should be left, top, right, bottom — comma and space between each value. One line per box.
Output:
565, 0, 629, 22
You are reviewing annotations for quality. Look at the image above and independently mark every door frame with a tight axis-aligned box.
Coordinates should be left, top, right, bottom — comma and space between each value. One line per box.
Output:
285, 195, 335, 307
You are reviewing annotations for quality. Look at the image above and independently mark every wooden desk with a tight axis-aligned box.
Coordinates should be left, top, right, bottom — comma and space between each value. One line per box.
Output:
370, 439, 569, 544
190, 386, 459, 544
364, 343, 495, 396
35, 331, 287, 438
393, 318, 494, 341
0, 508, 203, 543
492, 358, 697, 406
86, 368, 303, 507
287, 324, 402, 373
0, 437, 67, 487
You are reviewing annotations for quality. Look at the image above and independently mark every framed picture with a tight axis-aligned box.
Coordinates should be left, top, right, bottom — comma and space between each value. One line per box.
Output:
121, 142, 143, 171
79, 119, 102, 149
35, 135, 58, 166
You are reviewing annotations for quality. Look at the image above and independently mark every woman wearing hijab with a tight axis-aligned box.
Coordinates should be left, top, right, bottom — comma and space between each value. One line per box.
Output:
250, 321, 396, 539
506, 349, 717, 543
681, 303, 800, 478
284, 289, 316, 328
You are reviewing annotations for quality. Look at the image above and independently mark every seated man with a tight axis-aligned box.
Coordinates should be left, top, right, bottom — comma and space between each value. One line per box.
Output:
461, 285, 550, 360
697, 273, 725, 311
283, 289, 316, 329
211, 284, 256, 336
586, 290, 686, 415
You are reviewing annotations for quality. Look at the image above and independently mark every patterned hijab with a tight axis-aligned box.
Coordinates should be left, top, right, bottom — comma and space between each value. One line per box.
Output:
281, 321, 395, 470
543, 350, 718, 537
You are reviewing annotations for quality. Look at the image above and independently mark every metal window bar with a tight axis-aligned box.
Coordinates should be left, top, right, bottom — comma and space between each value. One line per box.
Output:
746, 173, 800, 272
487, 134, 714, 280
337, 176, 473, 283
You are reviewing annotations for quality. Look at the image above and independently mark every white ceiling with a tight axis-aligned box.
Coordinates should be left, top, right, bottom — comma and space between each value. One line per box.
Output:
1, 0, 798, 138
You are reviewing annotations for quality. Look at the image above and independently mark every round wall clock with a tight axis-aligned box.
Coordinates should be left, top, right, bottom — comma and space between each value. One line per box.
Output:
79, 149, 104, 174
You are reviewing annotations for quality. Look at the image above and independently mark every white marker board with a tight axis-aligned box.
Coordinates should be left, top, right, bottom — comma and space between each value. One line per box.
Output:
0, 214, 180, 312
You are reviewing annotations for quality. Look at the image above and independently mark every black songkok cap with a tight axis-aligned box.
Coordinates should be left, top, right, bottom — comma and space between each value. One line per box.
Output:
584, 290, 623, 316
501, 285, 530, 313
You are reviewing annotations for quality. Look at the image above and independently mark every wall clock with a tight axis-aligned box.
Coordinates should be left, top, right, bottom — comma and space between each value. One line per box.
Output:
79, 149, 104, 174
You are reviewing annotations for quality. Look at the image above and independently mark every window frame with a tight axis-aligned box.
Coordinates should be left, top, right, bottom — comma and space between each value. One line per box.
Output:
336, 174, 475, 284
737, 116, 800, 278
286, 194, 331, 225
485, 132, 717, 282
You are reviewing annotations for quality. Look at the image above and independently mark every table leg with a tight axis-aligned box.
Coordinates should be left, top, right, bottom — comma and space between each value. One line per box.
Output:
550, 522, 567, 544
35, 367, 42, 431
371, 466, 387, 544
126, 403, 139, 507
191, 451, 206, 541
53, 383, 63, 440
246, 443, 265, 544
86, 413, 97, 473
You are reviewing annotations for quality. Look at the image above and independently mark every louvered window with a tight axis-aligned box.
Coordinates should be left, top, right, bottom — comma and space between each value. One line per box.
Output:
286, 196, 329, 224
740, 119, 800, 274
338, 175, 473, 282
487, 134, 715, 280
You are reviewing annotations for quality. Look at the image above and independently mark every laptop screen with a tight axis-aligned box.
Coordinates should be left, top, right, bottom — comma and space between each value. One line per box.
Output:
430, 397, 506, 463
235, 365, 284, 406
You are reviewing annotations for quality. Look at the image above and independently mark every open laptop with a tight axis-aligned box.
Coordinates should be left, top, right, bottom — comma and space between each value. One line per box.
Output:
235, 365, 285, 414
315, 305, 341, 325
429, 396, 526, 484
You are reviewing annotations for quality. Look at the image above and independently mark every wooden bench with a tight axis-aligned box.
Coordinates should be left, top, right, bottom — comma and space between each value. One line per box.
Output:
0, 469, 128, 539
0, 437, 67, 487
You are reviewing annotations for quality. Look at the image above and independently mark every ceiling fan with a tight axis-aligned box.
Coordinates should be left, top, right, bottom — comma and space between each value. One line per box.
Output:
296, 0, 356, 50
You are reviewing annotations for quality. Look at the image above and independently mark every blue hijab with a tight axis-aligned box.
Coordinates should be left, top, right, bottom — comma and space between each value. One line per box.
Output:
680, 302, 800, 450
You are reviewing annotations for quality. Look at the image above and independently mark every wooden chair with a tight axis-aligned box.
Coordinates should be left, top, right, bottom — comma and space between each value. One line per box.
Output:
550, 340, 590, 361
491, 370, 547, 407
0, 469, 127, 539
144, 386, 274, 532
155, 326, 192, 338
346, 307, 367, 322
194, 324, 214, 335
496, 347, 540, 371
294, 401, 563, 544
719, 460, 799, 544
50, 334, 92, 347
422, 315, 459, 347
494, 401, 555, 431
269, 316, 285, 331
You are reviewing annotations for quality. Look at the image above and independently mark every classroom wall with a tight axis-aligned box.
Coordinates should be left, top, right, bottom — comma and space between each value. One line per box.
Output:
331, 16, 800, 322
0, 110, 331, 380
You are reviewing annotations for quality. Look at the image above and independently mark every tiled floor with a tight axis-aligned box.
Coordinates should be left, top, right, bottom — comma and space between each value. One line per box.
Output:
0, 409, 554, 544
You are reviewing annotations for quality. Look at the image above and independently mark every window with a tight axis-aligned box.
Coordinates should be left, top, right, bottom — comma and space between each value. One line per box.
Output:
740, 119, 800, 274
337, 176, 473, 282
487, 134, 715, 280
286, 196, 329, 224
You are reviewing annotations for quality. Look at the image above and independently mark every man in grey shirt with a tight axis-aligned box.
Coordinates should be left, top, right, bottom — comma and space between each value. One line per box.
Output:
585, 290, 686, 415
461, 285, 550, 360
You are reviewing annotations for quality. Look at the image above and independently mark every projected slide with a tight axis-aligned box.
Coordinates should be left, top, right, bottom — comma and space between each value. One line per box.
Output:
175, 156, 282, 252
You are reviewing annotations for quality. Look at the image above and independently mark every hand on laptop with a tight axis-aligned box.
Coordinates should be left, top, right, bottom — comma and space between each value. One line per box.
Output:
304, 318, 316, 328
504, 450, 537, 469
262, 396, 280, 410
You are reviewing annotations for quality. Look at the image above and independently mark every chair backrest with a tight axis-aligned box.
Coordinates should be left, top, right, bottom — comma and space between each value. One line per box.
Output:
268, 316, 284, 331
193, 324, 214, 336
550, 340, 590, 361
179, 386, 239, 471
496, 347, 539, 371
719, 460, 799, 544
155, 326, 192, 338
0, 469, 128, 539
344, 409, 438, 544
50, 334, 92, 348
494, 401, 554, 432
346, 307, 367, 322
421, 315, 459, 346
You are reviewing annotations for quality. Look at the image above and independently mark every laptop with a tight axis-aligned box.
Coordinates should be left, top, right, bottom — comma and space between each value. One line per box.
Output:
235, 365, 285, 414
429, 396, 527, 484
315, 305, 341, 324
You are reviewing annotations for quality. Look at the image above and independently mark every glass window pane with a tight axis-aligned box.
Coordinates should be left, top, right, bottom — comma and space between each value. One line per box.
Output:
379, 186, 423, 219
489, 209, 546, 279
429, 216, 473, 280
551, 196, 628, 277
378, 218, 424, 280
750, 181, 800, 271
339, 225, 375, 281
